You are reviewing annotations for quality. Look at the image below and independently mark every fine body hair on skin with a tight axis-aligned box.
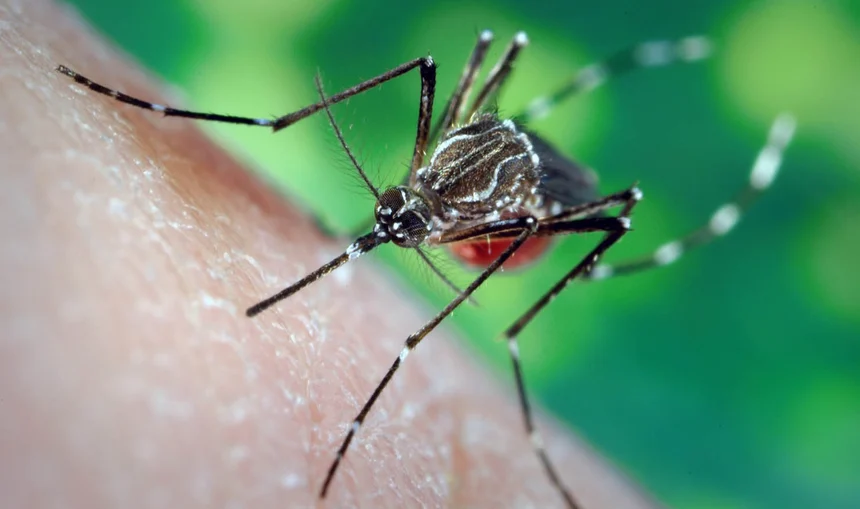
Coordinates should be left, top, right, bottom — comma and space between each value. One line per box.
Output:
0, 1, 659, 508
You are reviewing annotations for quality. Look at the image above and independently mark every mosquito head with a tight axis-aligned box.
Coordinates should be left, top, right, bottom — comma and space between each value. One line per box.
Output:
374, 186, 432, 248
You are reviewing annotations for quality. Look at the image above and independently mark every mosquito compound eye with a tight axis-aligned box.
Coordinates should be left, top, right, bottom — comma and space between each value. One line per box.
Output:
392, 210, 429, 247
374, 186, 432, 247
375, 188, 406, 221
56, 27, 790, 509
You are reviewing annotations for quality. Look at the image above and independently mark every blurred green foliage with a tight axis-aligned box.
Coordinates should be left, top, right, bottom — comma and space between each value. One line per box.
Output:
65, 0, 860, 508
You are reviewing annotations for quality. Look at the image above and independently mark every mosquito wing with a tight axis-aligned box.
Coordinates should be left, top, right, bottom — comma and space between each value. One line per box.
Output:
527, 131, 601, 208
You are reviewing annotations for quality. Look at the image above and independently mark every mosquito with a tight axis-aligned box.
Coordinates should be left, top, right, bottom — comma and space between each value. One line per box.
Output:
57, 29, 796, 508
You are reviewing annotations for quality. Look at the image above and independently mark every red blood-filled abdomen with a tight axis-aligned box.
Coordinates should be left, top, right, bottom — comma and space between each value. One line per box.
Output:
449, 236, 553, 269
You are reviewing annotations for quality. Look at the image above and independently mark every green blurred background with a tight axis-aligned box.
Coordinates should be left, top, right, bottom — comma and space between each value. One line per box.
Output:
63, 0, 859, 507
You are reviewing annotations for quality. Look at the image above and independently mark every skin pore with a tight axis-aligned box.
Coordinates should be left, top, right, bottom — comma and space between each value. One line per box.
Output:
0, 0, 658, 507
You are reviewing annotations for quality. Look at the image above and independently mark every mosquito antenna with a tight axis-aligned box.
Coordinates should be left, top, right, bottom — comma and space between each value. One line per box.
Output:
314, 73, 380, 199
414, 247, 479, 306
246, 232, 385, 317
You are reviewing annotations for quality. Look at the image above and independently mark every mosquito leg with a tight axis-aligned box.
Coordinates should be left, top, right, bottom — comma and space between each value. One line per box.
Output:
584, 113, 796, 281
541, 186, 642, 223
318, 215, 539, 498
56, 65, 274, 126
438, 185, 640, 243
504, 235, 627, 509
408, 58, 438, 172
319, 202, 635, 498
518, 35, 713, 123
57, 57, 432, 132
500, 192, 640, 509
246, 231, 385, 317
465, 31, 530, 119
429, 30, 495, 143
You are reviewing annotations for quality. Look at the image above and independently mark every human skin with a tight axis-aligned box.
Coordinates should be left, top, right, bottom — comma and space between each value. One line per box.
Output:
0, 1, 660, 507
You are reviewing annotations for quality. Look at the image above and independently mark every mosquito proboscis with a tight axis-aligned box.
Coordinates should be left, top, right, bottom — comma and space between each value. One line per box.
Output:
57, 29, 795, 508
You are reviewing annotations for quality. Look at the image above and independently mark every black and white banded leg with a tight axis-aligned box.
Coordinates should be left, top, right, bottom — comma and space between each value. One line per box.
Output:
311, 71, 471, 305
466, 31, 531, 120
321, 202, 634, 498
57, 56, 436, 132
319, 216, 539, 498
495, 189, 642, 509
408, 58, 438, 172
437, 187, 641, 243
584, 113, 796, 281
430, 29, 495, 142
518, 35, 713, 123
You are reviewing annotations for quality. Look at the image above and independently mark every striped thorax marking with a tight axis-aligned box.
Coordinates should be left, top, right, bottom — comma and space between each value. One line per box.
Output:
417, 114, 541, 220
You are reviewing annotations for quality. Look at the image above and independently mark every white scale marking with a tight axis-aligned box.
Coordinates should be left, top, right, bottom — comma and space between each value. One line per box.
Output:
709, 203, 741, 236
399, 347, 411, 362
151, 103, 166, 112
436, 137, 507, 191
525, 97, 552, 120
507, 339, 520, 360
750, 146, 782, 190
751, 114, 796, 190
517, 132, 541, 167
654, 241, 683, 266
429, 124, 508, 173
452, 121, 540, 204
530, 430, 545, 450
635, 41, 674, 66
395, 188, 413, 216
576, 64, 608, 92
771, 113, 797, 145
589, 264, 614, 280
345, 241, 364, 260
514, 31, 529, 46
678, 36, 713, 61
461, 153, 528, 204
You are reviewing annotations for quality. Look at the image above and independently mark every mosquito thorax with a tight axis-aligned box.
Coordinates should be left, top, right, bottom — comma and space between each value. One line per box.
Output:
373, 186, 432, 248
416, 114, 542, 222
415, 113, 550, 268
54, 27, 794, 509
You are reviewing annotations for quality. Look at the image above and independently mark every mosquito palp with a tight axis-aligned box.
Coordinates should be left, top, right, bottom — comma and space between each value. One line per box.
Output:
57, 29, 794, 508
